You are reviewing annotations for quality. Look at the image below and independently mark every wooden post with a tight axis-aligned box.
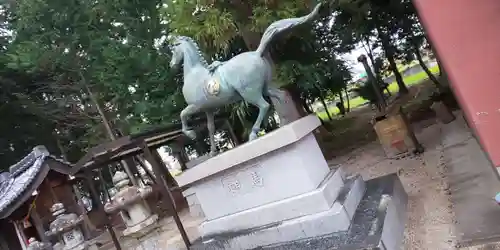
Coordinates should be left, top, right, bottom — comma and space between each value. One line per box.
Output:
84, 170, 121, 250
151, 149, 178, 189
12, 221, 28, 250
30, 209, 49, 243
224, 119, 240, 146
172, 143, 189, 171
135, 155, 158, 182
141, 142, 190, 248
73, 184, 97, 239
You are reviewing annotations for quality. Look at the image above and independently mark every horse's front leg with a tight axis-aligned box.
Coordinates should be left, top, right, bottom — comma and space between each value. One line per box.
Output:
180, 104, 201, 140
205, 111, 218, 157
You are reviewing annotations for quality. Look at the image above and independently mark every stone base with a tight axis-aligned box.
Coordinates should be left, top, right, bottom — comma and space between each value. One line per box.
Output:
178, 115, 409, 249
193, 175, 364, 249
122, 214, 159, 237
120, 216, 193, 250
178, 115, 331, 222
199, 168, 350, 237
191, 174, 408, 250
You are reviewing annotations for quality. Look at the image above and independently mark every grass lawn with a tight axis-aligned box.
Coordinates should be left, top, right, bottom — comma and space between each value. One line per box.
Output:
317, 65, 440, 120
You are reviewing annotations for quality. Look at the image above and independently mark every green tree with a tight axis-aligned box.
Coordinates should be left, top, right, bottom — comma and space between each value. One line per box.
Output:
333, 0, 411, 94
7, 0, 183, 148
165, 0, 322, 114
394, 0, 441, 89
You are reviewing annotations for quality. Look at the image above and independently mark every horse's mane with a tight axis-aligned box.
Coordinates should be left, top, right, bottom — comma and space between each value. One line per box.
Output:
175, 36, 209, 68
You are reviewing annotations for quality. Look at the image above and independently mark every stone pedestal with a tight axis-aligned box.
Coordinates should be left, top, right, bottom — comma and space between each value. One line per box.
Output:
46, 203, 87, 250
104, 171, 158, 237
176, 115, 408, 249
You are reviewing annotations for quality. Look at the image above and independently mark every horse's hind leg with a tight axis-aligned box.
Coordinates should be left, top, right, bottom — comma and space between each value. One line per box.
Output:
241, 94, 270, 141
205, 111, 218, 156
180, 104, 201, 140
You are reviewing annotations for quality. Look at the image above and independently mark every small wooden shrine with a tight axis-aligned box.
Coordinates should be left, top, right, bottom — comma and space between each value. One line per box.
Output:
0, 146, 78, 249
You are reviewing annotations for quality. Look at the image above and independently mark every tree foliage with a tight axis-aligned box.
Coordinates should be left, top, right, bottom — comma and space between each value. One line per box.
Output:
0, 0, 439, 166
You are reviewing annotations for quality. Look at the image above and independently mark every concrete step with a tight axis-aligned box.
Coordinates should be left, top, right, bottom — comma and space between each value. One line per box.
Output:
256, 173, 408, 250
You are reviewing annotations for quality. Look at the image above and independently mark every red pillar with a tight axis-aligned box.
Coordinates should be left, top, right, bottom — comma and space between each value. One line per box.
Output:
414, 0, 500, 167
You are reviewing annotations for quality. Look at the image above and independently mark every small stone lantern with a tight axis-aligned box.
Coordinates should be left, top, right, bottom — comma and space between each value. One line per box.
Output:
27, 237, 52, 250
45, 203, 86, 250
104, 171, 158, 236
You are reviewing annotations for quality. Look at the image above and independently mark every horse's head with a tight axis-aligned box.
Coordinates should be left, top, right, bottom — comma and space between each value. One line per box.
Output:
169, 36, 208, 70
169, 37, 184, 69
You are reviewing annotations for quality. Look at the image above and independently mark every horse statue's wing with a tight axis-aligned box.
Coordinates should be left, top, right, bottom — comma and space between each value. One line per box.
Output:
256, 3, 322, 57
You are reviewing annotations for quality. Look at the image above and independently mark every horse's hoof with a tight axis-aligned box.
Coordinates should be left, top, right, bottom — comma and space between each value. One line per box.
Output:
184, 130, 197, 140
209, 151, 218, 157
249, 132, 258, 141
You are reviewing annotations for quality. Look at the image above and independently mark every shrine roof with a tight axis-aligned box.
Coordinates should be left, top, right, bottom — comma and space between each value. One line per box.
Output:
0, 146, 73, 219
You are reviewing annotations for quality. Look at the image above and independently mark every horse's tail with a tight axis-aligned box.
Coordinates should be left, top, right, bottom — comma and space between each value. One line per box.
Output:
255, 3, 322, 57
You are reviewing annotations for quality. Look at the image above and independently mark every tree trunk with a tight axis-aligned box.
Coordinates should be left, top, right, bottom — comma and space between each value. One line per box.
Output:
344, 88, 350, 112
376, 27, 408, 94
415, 47, 442, 89
337, 92, 346, 115
363, 36, 386, 90
338, 92, 344, 105
228, 0, 261, 51
434, 55, 450, 85
316, 86, 332, 121
85, 85, 115, 140
282, 84, 308, 116
386, 52, 407, 94
385, 85, 391, 96
436, 58, 444, 76
54, 134, 67, 160
421, 25, 449, 84
84, 84, 139, 187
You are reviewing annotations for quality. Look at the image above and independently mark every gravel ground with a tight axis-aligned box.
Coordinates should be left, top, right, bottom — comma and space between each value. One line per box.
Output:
164, 116, 500, 250
329, 121, 459, 249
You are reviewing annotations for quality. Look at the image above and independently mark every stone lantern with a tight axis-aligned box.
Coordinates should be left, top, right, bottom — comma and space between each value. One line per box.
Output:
104, 171, 158, 236
45, 203, 86, 250
27, 237, 52, 250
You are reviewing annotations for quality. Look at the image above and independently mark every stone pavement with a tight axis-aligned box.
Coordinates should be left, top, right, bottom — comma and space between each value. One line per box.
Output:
441, 114, 500, 247
329, 112, 500, 249
152, 209, 204, 250
328, 115, 457, 249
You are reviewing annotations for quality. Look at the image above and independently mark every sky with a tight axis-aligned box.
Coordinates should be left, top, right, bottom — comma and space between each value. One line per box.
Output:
342, 46, 367, 80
